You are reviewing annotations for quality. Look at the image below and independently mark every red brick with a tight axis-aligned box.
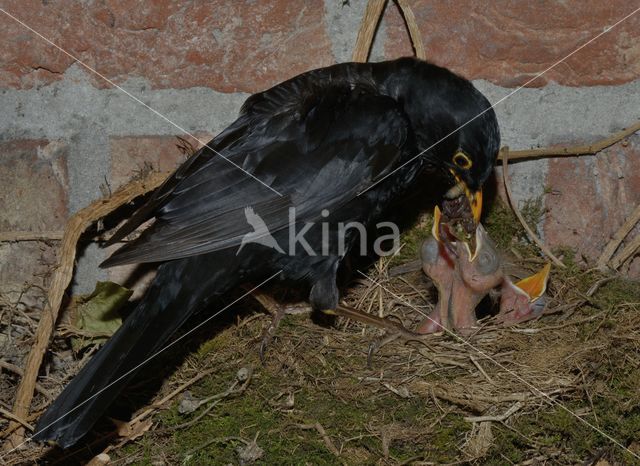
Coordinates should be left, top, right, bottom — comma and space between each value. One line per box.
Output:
0, 139, 68, 232
543, 135, 640, 269
385, 1, 640, 87
0, 1, 334, 92
109, 133, 212, 189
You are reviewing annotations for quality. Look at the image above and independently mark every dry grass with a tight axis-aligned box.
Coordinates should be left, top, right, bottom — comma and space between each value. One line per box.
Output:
2, 201, 640, 465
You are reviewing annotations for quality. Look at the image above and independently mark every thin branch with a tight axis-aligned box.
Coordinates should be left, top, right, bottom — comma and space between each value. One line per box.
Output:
597, 204, 640, 268
498, 121, 640, 161
352, 0, 387, 62
395, 0, 426, 60
0, 360, 53, 401
294, 423, 341, 457
0, 231, 63, 242
464, 401, 524, 423
610, 234, 640, 270
0, 407, 33, 432
500, 147, 566, 268
5, 171, 168, 448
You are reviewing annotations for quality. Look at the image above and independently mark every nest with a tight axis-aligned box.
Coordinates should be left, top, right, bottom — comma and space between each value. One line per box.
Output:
2, 209, 640, 464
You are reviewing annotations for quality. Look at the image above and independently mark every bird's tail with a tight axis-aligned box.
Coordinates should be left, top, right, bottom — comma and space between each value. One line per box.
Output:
33, 252, 240, 448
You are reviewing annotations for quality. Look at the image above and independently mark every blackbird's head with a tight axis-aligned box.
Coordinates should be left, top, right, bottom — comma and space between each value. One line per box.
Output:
440, 98, 500, 224
383, 58, 500, 223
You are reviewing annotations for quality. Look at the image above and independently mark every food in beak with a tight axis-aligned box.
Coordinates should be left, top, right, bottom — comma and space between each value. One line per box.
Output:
437, 189, 481, 258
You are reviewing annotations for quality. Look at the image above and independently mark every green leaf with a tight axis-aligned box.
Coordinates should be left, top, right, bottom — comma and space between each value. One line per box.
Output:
71, 281, 133, 351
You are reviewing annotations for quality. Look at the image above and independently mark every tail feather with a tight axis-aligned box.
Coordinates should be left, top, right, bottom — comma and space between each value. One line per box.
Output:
33, 253, 238, 448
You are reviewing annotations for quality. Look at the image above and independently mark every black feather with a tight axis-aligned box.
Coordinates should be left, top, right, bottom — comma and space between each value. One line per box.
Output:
34, 57, 500, 448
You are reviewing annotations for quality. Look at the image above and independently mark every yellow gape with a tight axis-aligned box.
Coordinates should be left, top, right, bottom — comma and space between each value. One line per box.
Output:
513, 263, 552, 302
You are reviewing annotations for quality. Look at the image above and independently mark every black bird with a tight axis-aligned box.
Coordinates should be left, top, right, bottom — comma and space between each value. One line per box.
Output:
34, 57, 500, 447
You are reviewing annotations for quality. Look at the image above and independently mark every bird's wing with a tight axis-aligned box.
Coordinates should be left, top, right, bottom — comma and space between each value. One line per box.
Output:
102, 81, 412, 266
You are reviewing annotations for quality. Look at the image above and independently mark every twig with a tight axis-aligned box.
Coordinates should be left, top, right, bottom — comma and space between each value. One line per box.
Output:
0, 407, 33, 432
127, 368, 216, 426
171, 371, 252, 431
4, 171, 168, 449
388, 259, 422, 277
294, 422, 341, 457
395, 0, 426, 60
586, 276, 616, 297
597, 204, 640, 268
469, 355, 494, 384
610, 234, 640, 270
352, 0, 387, 62
500, 146, 565, 268
498, 121, 640, 161
0, 411, 42, 442
464, 401, 524, 423
185, 436, 247, 458
0, 231, 63, 242
0, 360, 53, 401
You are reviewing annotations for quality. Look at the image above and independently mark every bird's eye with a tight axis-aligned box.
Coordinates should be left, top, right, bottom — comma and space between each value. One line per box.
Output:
453, 151, 472, 170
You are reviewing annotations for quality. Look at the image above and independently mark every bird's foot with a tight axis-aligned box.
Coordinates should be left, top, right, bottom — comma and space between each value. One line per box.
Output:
249, 290, 311, 361
415, 308, 444, 334
324, 304, 420, 339
323, 305, 432, 366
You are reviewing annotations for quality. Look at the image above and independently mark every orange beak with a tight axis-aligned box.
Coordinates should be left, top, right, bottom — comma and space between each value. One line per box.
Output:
449, 170, 483, 224
432, 205, 443, 241
468, 189, 482, 224
513, 263, 551, 302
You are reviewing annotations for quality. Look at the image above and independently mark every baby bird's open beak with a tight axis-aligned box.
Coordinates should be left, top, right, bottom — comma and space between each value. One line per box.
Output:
498, 263, 552, 324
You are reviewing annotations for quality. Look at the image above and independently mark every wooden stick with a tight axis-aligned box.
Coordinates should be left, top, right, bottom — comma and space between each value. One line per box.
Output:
352, 0, 387, 62
597, 204, 640, 268
500, 147, 566, 268
0, 231, 64, 242
0, 407, 34, 432
294, 423, 341, 457
395, 0, 426, 60
499, 121, 640, 161
0, 360, 53, 401
4, 171, 168, 450
464, 401, 524, 423
610, 234, 640, 270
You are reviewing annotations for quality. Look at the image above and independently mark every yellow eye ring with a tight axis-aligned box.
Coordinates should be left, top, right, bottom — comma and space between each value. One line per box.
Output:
453, 151, 472, 169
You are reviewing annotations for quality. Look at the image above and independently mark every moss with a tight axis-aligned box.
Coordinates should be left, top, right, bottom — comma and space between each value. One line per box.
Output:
390, 213, 433, 266
591, 277, 640, 310
488, 395, 640, 464
483, 200, 524, 251
105, 195, 640, 465
520, 197, 544, 229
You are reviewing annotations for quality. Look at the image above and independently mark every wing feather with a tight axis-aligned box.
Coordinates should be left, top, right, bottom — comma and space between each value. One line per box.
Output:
102, 83, 411, 267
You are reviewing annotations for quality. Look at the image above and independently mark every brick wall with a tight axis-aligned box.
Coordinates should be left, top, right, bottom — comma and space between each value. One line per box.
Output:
1, 0, 639, 297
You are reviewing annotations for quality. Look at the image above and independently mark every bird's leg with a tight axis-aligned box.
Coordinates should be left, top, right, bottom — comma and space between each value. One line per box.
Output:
247, 290, 311, 360
248, 291, 286, 359
324, 305, 421, 340
324, 305, 429, 364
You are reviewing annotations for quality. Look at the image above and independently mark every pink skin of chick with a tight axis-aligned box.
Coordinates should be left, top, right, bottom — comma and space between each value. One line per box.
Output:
417, 223, 550, 334
417, 225, 503, 334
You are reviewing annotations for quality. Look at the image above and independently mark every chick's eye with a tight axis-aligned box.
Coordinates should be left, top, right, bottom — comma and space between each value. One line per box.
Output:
453, 151, 472, 169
